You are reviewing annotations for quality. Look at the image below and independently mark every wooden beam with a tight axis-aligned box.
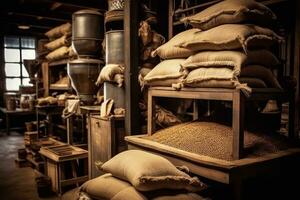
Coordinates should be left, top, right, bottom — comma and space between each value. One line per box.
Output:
9, 11, 70, 22
0, 21, 52, 30
40, 0, 106, 10
293, 0, 300, 138
0, 15, 64, 28
124, 0, 141, 135
168, 0, 173, 40
232, 90, 245, 160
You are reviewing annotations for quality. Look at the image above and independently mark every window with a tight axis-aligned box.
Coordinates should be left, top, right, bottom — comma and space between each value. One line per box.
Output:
3, 36, 36, 91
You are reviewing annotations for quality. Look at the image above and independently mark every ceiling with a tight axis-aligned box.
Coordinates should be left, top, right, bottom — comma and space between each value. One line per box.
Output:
0, 0, 107, 38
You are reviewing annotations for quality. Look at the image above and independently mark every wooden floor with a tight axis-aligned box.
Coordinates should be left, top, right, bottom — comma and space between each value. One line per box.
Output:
0, 130, 59, 200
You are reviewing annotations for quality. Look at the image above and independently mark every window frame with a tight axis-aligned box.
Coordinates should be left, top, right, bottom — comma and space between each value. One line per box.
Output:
3, 36, 36, 92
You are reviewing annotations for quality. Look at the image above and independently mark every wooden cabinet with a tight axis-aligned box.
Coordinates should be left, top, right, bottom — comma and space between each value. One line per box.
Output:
88, 115, 126, 179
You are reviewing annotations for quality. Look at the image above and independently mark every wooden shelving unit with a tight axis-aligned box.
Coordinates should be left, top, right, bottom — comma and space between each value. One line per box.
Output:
42, 59, 72, 97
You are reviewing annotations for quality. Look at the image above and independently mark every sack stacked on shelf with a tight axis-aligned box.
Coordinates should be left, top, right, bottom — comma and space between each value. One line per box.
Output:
138, 20, 165, 84
44, 23, 75, 61
145, 0, 283, 95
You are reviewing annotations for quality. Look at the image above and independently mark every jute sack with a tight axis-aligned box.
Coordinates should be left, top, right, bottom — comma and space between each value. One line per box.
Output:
240, 65, 282, 88
45, 23, 71, 39
181, 49, 280, 73
151, 29, 199, 59
44, 35, 71, 51
45, 46, 69, 61
100, 150, 206, 192
181, 0, 276, 30
177, 24, 283, 53
80, 173, 146, 200
144, 59, 188, 87
184, 67, 236, 84
184, 77, 267, 89
96, 64, 124, 86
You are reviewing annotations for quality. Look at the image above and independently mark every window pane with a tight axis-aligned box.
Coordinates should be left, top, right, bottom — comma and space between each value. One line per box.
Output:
21, 64, 29, 77
4, 36, 19, 48
21, 38, 35, 48
5, 63, 20, 76
5, 48, 20, 62
6, 78, 21, 91
21, 49, 36, 60
22, 78, 32, 86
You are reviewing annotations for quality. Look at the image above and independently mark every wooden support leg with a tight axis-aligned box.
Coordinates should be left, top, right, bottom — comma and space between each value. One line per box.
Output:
193, 100, 199, 120
5, 113, 9, 135
58, 163, 64, 195
86, 114, 92, 180
231, 179, 243, 200
71, 160, 79, 187
67, 117, 74, 145
232, 90, 245, 160
147, 90, 156, 135
288, 91, 296, 139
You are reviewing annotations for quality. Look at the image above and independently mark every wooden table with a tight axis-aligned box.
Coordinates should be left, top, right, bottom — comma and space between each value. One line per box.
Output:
0, 107, 36, 135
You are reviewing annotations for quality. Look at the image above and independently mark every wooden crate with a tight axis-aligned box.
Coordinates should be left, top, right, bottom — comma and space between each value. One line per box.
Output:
88, 115, 125, 179
39, 144, 88, 194
24, 131, 38, 146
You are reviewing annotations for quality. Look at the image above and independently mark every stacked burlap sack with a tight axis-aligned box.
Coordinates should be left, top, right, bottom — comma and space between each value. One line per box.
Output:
138, 20, 165, 89
44, 23, 76, 61
62, 150, 208, 200
141, 0, 283, 96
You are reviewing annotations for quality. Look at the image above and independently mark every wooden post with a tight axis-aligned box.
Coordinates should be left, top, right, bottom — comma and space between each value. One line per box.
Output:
168, 0, 174, 40
232, 90, 245, 160
193, 99, 199, 120
0, 36, 5, 106
293, 0, 300, 139
124, 0, 141, 135
147, 89, 156, 135
66, 117, 73, 144
41, 62, 49, 97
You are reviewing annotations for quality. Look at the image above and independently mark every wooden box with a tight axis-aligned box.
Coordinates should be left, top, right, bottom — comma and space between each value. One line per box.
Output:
24, 131, 38, 146
88, 115, 125, 179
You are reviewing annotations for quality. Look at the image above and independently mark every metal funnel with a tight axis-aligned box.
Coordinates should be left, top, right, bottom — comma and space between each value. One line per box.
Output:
23, 59, 40, 82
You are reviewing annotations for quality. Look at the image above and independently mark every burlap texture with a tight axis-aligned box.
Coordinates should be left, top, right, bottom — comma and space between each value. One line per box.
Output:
181, 0, 276, 30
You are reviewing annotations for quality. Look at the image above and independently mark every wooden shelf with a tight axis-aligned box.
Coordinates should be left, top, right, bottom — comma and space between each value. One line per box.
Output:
48, 59, 69, 67
49, 85, 71, 91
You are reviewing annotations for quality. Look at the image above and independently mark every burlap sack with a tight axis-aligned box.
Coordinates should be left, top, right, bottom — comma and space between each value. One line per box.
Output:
45, 46, 69, 61
44, 35, 71, 50
151, 29, 199, 59
240, 65, 282, 88
177, 24, 283, 53
181, 49, 280, 73
184, 67, 235, 84
80, 173, 145, 199
181, 0, 276, 30
144, 59, 188, 84
96, 64, 124, 86
184, 78, 267, 89
100, 150, 206, 192
45, 22, 71, 39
